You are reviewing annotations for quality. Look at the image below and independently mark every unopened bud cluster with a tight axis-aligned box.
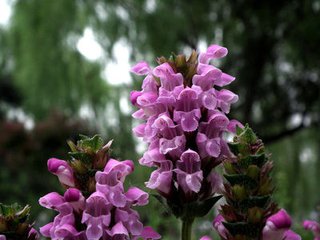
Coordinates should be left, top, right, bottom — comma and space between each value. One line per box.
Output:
0, 204, 39, 240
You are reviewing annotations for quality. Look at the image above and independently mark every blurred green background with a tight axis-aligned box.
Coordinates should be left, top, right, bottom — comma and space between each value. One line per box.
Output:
0, 0, 319, 239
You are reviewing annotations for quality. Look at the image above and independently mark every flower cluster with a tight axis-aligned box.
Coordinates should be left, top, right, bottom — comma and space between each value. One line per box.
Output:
130, 45, 241, 218
303, 220, 320, 240
39, 135, 160, 240
214, 209, 301, 240
0, 204, 39, 240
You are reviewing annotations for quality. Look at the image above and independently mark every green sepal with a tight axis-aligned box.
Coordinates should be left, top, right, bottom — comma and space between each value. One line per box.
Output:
238, 195, 271, 210
68, 152, 92, 165
78, 135, 104, 153
223, 221, 260, 238
224, 174, 257, 189
167, 195, 222, 220
238, 125, 257, 145
238, 154, 266, 168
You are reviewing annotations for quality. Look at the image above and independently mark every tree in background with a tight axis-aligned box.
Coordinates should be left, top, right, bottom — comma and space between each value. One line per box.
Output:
0, 0, 319, 238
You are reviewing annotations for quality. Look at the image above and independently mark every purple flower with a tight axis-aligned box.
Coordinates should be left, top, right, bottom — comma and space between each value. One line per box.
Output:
82, 192, 112, 240
146, 160, 173, 195
199, 44, 228, 64
213, 214, 229, 239
303, 220, 320, 240
47, 158, 75, 187
130, 61, 151, 75
174, 149, 203, 193
262, 209, 301, 240
199, 236, 213, 240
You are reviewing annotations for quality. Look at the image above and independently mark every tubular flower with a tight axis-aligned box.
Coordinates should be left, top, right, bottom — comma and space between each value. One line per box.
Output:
303, 220, 320, 240
39, 135, 160, 240
131, 45, 241, 219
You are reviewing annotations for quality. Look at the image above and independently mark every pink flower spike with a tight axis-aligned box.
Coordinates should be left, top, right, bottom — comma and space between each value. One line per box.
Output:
130, 61, 151, 75
47, 158, 75, 187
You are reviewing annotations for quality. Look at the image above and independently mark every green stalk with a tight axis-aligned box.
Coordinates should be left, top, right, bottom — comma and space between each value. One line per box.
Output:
181, 218, 194, 240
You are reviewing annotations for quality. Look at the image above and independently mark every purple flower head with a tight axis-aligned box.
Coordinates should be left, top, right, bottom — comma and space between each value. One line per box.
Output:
131, 45, 239, 218
303, 220, 320, 240
40, 152, 160, 240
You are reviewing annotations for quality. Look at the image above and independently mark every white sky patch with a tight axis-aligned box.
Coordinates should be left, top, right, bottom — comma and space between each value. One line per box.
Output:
135, 139, 146, 154
104, 40, 132, 85
300, 147, 314, 163
145, 0, 156, 13
289, 113, 302, 127
197, 40, 208, 52
79, 104, 95, 119
7, 108, 34, 130
77, 28, 103, 61
120, 96, 131, 115
0, 0, 12, 26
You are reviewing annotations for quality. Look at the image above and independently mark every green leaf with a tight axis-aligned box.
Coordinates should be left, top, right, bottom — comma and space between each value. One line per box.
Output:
80, 135, 104, 152
239, 154, 266, 168
193, 195, 223, 218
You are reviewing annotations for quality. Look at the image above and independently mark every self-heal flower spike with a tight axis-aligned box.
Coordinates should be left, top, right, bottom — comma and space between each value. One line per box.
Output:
131, 45, 240, 226
214, 125, 300, 240
0, 203, 39, 240
39, 135, 160, 240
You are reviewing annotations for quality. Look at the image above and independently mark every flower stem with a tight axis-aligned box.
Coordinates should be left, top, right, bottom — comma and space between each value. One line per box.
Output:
182, 218, 194, 240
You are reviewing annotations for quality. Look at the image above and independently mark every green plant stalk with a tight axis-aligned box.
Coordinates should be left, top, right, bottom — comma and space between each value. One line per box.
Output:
181, 218, 194, 240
